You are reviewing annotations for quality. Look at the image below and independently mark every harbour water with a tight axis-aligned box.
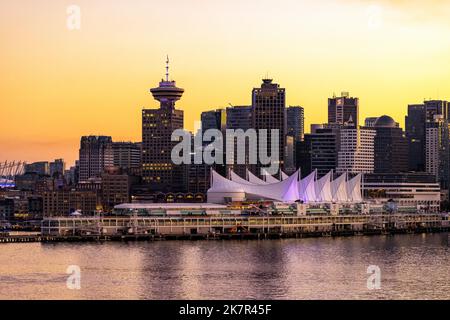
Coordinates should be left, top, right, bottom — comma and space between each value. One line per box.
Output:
1, 233, 450, 300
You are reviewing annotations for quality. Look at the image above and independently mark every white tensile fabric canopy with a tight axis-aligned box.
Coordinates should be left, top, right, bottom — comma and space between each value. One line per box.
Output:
299, 171, 317, 203
207, 169, 364, 204
262, 169, 281, 184
247, 169, 269, 185
331, 173, 348, 203
208, 169, 300, 202
281, 171, 289, 180
230, 170, 254, 185
346, 173, 363, 202
315, 171, 333, 202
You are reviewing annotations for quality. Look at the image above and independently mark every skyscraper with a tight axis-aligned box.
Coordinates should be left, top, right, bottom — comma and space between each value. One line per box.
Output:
78, 136, 113, 182
112, 142, 141, 172
302, 125, 340, 178
425, 100, 449, 122
328, 92, 359, 127
142, 58, 184, 192
406, 104, 426, 172
373, 116, 408, 173
286, 106, 304, 142
252, 79, 286, 176
426, 115, 450, 189
226, 106, 253, 178
337, 126, 375, 174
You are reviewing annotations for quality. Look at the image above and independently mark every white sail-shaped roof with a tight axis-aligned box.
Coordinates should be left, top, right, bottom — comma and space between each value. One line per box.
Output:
315, 171, 333, 202
263, 169, 280, 184
299, 171, 317, 203
208, 170, 300, 203
346, 174, 363, 202
331, 173, 348, 203
281, 171, 289, 180
247, 169, 269, 185
230, 171, 255, 185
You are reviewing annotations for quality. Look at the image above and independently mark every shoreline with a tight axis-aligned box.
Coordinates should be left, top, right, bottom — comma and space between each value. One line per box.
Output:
0, 227, 447, 244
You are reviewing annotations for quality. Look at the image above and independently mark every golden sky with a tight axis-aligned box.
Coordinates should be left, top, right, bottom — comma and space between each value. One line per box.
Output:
1, 0, 450, 166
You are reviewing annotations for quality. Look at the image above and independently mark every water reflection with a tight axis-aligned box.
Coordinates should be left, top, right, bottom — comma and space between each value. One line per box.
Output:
0, 234, 450, 300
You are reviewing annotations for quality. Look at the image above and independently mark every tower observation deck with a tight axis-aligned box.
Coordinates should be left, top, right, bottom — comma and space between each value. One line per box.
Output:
150, 56, 184, 109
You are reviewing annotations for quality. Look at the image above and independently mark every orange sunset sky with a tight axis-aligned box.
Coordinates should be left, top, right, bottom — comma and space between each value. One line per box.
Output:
1, 0, 450, 166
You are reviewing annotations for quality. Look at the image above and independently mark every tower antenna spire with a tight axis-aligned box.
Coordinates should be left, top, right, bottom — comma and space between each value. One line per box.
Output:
166, 55, 170, 82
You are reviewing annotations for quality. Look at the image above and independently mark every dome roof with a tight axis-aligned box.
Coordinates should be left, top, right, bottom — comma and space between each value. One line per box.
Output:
374, 115, 397, 128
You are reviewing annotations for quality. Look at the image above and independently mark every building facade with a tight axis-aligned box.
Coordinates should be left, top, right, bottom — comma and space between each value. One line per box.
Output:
112, 142, 141, 172
337, 126, 375, 174
299, 125, 339, 178
78, 136, 113, 182
328, 92, 359, 127
425, 115, 450, 190
252, 79, 286, 176
42, 190, 99, 216
405, 104, 426, 172
363, 173, 440, 213
373, 116, 408, 173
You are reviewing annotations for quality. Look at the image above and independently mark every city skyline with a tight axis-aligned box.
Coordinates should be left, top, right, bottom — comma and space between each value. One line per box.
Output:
2, 0, 450, 165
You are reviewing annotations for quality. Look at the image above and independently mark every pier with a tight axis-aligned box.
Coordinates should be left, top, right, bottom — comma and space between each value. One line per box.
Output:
0, 213, 447, 243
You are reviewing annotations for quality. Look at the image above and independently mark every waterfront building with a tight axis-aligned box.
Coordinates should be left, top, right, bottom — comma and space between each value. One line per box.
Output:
24, 162, 49, 176
208, 169, 363, 204
363, 173, 441, 213
373, 115, 408, 173
78, 136, 114, 182
112, 142, 141, 172
425, 115, 450, 190
252, 79, 286, 176
0, 198, 14, 221
101, 167, 140, 213
28, 196, 44, 219
328, 92, 359, 127
336, 126, 376, 174
42, 190, 99, 216
142, 59, 184, 192
406, 104, 426, 172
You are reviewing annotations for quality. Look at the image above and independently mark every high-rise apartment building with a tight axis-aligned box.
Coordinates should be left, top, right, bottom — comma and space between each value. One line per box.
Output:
252, 79, 286, 176
328, 92, 359, 127
78, 136, 113, 182
142, 59, 184, 192
337, 126, 376, 174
